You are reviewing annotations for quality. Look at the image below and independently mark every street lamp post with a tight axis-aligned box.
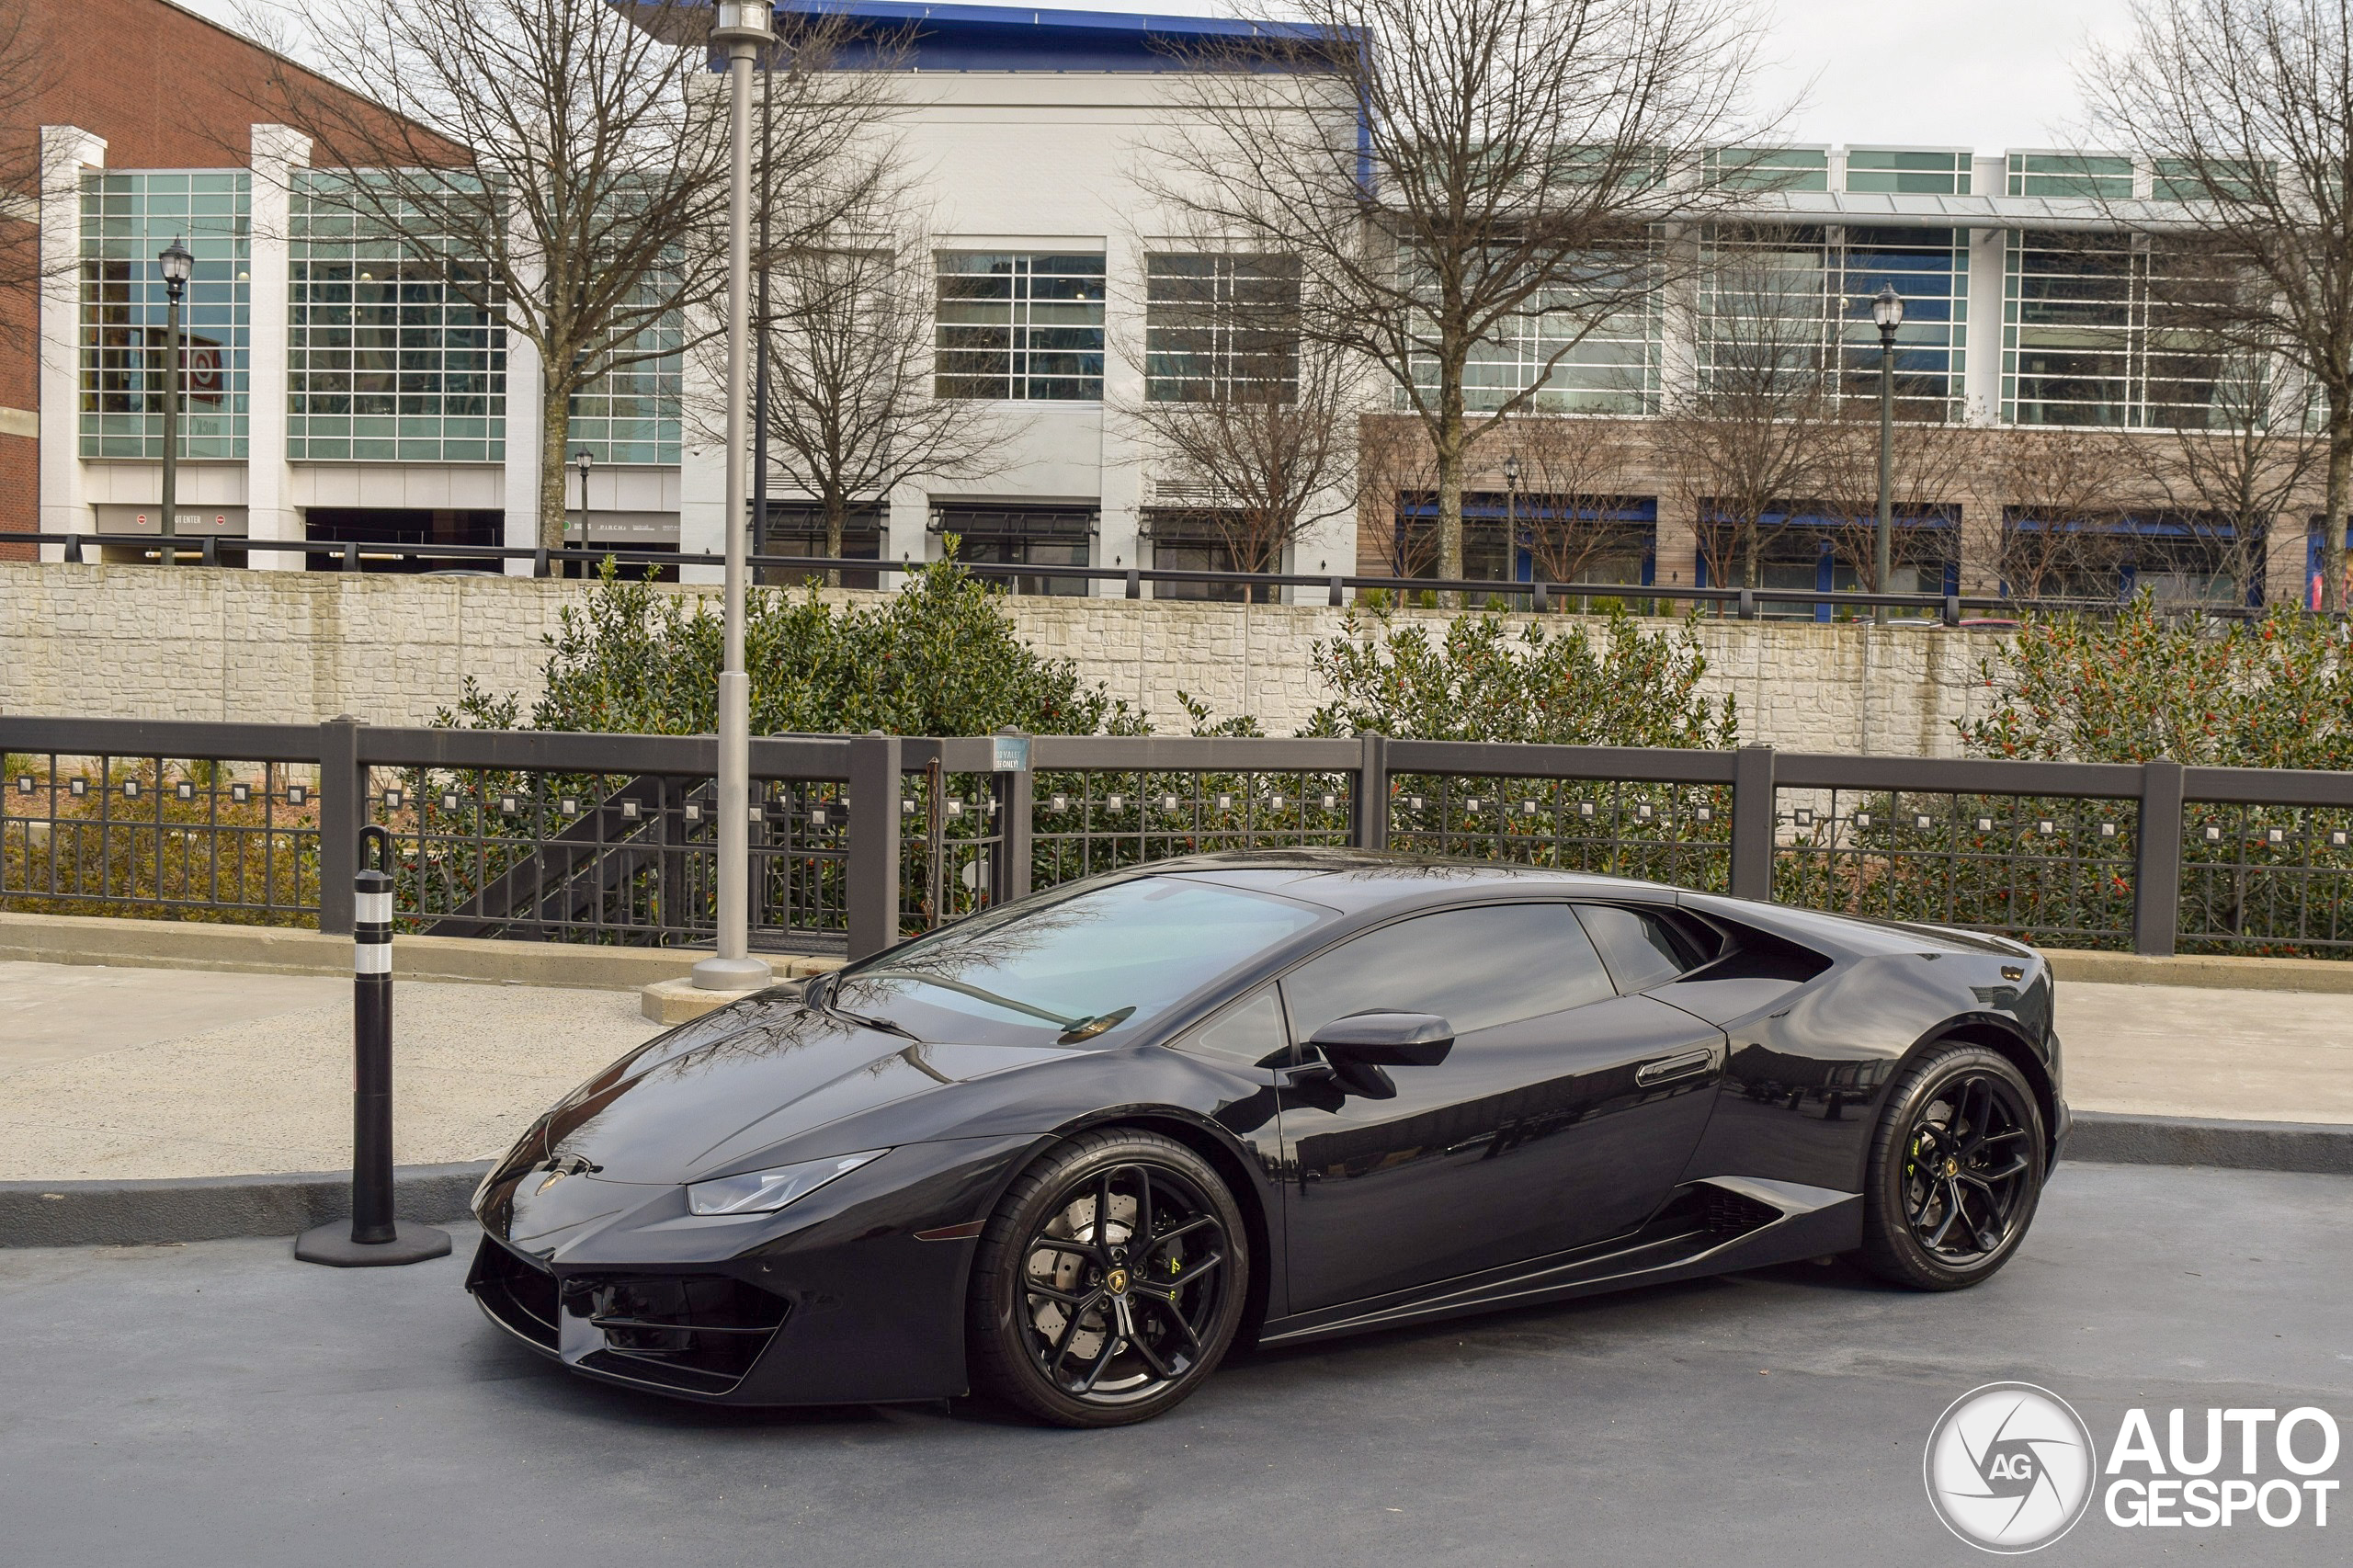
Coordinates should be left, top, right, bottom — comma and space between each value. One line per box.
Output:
1870, 283, 1905, 628
1502, 453, 1520, 606
574, 449, 594, 568
156, 238, 193, 566
695, 0, 777, 994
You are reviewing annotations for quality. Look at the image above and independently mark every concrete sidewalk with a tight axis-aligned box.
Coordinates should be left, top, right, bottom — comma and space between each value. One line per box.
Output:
1, 960, 2348, 1185
0, 960, 658, 1182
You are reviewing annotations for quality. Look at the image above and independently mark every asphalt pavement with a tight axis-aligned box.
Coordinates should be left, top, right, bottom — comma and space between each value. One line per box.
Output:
0, 1161, 2345, 1568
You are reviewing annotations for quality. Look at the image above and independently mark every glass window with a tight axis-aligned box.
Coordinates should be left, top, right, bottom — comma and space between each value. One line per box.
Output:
2002, 230, 2243, 429
1698, 224, 1967, 417
835, 875, 1324, 1046
1414, 248, 1662, 415
1174, 986, 1290, 1067
2006, 153, 2135, 199
1574, 904, 1705, 993
289, 172, 506, 462
1844, 150, 1970, 196
1281, 903, 1616, 1044
931, 504, 1094, 596
1144, 253, 1300, 403
567, 277, 683, 464
935, 252, 1105, 401
78, 172, 251, 459
2151, 158, 2266, 203
1706, 147, 1831, 193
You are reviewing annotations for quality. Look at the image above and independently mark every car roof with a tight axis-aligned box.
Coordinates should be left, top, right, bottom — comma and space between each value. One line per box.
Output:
1136, 848, 1681, 915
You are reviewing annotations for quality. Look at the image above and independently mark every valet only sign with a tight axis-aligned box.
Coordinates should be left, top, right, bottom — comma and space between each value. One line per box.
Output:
1924, 1382, 2342, 1552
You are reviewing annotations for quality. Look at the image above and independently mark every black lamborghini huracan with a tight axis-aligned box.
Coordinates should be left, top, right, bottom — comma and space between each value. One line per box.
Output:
468, 850, 2067, 1426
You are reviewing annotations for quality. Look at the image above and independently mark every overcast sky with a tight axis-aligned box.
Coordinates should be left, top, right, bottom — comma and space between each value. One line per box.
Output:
183, 0, 2143, 153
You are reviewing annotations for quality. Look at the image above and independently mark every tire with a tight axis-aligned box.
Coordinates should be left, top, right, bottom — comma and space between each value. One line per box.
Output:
967, 1128, 1249, 1428
1857, 1042, 2046, 1291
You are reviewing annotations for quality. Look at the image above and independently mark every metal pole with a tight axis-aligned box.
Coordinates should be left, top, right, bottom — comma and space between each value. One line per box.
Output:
1874, 322, 1895, 628
693, 17, 774, 993
752, 41, 771, 576
296, 824, 450, 1267
160, 280, 181, 567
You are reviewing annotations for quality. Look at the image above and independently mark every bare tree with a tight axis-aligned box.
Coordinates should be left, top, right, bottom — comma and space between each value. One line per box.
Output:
1148, 0, 1770, 600
0, 0, 65, 331
1357, 415, 1446, 580
243, 0, 895, 550
2080, 0, 2353, 608
690, 176, 1002, 585
1505, 415, 1647, 587
2125, 354, 2321, 603
1120, 249, 1360, 598
1657, 226, 1842, 596
1813, 408, 1973, 598
1996, 428, 2137, 600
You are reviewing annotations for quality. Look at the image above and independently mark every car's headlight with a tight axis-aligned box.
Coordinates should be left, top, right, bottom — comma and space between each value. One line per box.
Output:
685, 1149, 889, 1217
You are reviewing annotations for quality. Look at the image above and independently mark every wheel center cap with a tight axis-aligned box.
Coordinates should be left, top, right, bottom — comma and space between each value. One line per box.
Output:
1942, 1157, 1960, 1177
1105, 1267, 1130, 1296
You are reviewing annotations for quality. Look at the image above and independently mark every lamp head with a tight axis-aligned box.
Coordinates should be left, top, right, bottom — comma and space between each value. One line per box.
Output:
1870, 282, 1904, 332
1503, 454, 1520, 484
574, 449, 594, 476
710, 0, 774, 45
157, 237, 195, 287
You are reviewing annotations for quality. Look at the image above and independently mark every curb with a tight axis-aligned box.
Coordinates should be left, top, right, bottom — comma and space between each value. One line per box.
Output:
0, 1162, 492, 1249
6, 1112, 2351, 1248
2065, 1111, 2353, 1176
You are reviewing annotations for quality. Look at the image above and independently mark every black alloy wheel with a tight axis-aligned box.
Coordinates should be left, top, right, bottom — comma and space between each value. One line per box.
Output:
967, 1129, 1248, 1427
1858, 1043, 2045, 1290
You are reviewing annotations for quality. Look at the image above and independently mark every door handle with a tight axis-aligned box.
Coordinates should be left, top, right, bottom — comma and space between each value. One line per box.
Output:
1635, 1048, 1714, 1087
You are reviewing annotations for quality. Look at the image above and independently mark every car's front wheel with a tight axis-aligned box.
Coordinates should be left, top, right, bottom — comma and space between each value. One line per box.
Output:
1857, 1043, 2046, 1290
966, 1129, 1247, 1427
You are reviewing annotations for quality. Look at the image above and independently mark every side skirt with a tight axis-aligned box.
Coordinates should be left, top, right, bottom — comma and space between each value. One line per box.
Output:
1255, 1176, 1861, 1348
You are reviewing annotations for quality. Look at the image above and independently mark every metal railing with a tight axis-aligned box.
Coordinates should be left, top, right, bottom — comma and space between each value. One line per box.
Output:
5, 529, 2249, 622
8, 714, 2353, 959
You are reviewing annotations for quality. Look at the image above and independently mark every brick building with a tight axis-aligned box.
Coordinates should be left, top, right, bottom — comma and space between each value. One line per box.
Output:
0, 0, 443, 559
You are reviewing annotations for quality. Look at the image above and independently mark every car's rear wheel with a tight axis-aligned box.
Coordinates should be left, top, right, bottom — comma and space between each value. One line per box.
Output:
1857, 1043, 2045, 1290
966, 1129, 1247, 1427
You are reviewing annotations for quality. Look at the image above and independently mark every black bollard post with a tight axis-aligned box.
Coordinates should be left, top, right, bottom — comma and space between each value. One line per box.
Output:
296, 824, 451, 1267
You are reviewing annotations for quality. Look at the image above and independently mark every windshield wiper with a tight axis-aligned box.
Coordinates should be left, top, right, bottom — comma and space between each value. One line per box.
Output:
852, 969, 1134, 1042
804, 971, 925, 1044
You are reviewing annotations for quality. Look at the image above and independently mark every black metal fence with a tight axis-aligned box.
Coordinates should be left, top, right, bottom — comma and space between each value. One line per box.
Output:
5, 530, 2261, 623
8, 713, 2353, 960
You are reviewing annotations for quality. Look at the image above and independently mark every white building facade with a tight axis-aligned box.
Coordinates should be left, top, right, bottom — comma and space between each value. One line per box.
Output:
33, 3, 2313, 601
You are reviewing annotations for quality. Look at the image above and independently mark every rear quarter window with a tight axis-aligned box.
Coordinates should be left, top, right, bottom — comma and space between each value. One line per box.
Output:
1575, 903, 1708, 993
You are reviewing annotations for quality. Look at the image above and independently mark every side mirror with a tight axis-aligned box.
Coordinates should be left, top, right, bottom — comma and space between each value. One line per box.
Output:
1304, 1011, 1454, 1099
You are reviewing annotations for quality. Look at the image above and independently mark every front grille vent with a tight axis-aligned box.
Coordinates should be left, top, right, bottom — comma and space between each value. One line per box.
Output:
561, 1274, 790, 1395
469, 1236, 560, 1350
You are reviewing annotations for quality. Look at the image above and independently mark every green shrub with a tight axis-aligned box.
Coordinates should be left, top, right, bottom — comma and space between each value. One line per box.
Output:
1959, 595, 2353, 768
440, 556, 1137, 738
1301, 605, 1737, 747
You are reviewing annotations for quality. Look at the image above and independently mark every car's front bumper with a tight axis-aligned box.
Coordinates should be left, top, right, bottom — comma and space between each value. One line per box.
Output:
465, 1132, 1042, 1405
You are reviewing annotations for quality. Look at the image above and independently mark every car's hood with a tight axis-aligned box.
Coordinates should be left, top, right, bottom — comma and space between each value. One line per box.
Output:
522, 994, 1075, 1186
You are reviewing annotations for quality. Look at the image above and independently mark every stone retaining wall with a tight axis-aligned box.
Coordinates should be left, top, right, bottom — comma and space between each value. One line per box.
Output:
0, 563, 2008, 756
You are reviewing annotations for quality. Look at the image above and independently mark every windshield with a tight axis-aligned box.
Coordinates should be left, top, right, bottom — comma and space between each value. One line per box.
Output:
830, 875, 1326, 1045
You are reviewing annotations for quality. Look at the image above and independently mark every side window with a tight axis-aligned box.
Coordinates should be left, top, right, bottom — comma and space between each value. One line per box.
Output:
1280, 903, 1615, 1044
1173, 986, 1290, 1069
1574, 904, 1705, 993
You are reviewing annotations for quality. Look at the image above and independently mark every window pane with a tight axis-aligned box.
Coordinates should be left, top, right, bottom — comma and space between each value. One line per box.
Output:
935, 250, 1105, 401
1281, 903, 1615, 1042
1175, 986, 1290, 1067
1574, 904, 1700, 993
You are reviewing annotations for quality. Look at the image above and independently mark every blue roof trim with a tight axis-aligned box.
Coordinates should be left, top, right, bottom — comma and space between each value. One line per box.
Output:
728, 1, 1339, 72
